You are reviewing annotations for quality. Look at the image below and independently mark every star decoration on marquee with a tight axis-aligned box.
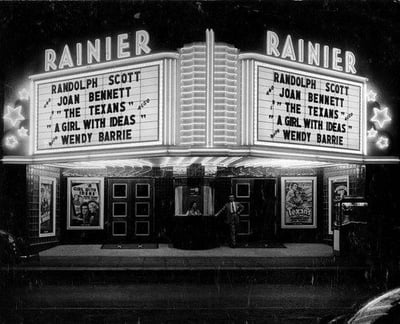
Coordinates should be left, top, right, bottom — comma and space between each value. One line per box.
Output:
367, 127, 378, 139
18, 126, 29, 137
370, 107, 391, 128
5, 135, 18, 149
3, 105, 25, 127
18, 88, 30, 101
376, 136, 389, 150
367, 90, 377, 102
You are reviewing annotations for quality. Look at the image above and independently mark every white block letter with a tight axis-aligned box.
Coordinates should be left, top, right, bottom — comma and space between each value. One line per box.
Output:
118, 33, 130, 59
44, 49, 57, 71
135, 30, 151, 55
332, 48, 343, 71
266, 30, 280, 57
345, 51, 356, 74
58, 45, 74, 69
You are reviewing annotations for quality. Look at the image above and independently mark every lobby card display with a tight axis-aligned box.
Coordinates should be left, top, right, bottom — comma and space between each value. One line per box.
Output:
67, 177, 104, 230
281, 177, 317, 229
39, 177, 56, 237
328, 176, 349, 234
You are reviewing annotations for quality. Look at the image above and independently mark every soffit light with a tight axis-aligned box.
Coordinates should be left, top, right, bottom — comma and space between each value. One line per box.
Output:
234, 158, 330, 169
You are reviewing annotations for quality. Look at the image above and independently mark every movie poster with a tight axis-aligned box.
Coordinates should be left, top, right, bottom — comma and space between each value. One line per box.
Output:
39, 177, 56, 237
328, 176, 349, 234
67, 177, 104, 230
281, 177, 317, 229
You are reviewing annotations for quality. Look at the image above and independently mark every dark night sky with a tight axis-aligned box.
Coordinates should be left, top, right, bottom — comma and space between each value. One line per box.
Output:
1, 0, 399, 155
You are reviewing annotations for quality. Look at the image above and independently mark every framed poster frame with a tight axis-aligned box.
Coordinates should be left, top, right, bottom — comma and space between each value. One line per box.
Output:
281, 176, 317, 229
328, 175, 349, 235
67, 177, 104, 230
39, 176, 57, 237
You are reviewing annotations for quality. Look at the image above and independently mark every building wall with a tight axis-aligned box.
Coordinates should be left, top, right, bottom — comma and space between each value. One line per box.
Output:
20, 163, 367, 245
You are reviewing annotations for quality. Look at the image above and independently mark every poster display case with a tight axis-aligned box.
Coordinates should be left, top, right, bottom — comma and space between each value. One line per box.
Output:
333, 196, 368, 255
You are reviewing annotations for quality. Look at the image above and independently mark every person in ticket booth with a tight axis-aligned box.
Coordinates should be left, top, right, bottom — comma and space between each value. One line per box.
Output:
215, 194, 244, 248
185, 201, 202, 216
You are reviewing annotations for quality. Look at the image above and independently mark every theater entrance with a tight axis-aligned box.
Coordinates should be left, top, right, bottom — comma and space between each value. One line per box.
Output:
231, 178, 277, 241
108, 178, 154, 242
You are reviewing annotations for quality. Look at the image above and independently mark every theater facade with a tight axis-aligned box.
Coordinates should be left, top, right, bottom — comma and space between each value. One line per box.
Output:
1, 29, 398, 249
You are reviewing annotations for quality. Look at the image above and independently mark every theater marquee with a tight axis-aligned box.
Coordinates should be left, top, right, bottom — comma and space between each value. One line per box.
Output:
255, 61, 366, 154
32, 61, 162, 154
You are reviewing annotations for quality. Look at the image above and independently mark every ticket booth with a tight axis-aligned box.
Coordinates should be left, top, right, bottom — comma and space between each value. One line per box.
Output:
172, 178, 218, 249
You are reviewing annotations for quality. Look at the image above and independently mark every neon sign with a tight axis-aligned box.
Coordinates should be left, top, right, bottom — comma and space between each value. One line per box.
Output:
18, 126, 29, 137
266, 31, 357, 74
370, 106, 391, 129
44, 30, 151, 72
367, 90, 377, 102
367, 127, 377, 139
376, 136, 389, 150
3, 105, 25, 127
5, 135, 18, 149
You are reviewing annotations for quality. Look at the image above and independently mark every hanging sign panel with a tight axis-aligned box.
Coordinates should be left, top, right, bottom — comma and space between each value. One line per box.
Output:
33, 61, 162, 154
256, 62, 365, 154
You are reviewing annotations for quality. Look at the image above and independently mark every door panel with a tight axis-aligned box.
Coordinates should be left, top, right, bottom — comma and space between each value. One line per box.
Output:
232, 178, 276, 240
108, 179, 154, 242
133, 181, 153, 239
232, 179, 253, 236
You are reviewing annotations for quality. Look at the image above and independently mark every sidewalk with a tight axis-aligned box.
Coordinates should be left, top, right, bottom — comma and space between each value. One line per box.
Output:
3, 243, 368, 271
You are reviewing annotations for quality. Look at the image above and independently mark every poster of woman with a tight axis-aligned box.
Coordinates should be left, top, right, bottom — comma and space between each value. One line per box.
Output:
281, 177, 317, 229
67, 177, 104, 230
39, 177, 56, 237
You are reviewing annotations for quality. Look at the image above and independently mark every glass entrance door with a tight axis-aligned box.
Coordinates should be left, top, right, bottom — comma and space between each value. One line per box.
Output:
108, 178, 154, 242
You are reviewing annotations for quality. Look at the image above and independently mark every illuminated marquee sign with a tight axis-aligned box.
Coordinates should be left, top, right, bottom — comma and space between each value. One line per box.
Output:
255, 62, 365, 154
33, 61, 162, 154
266, 30, 356, 74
